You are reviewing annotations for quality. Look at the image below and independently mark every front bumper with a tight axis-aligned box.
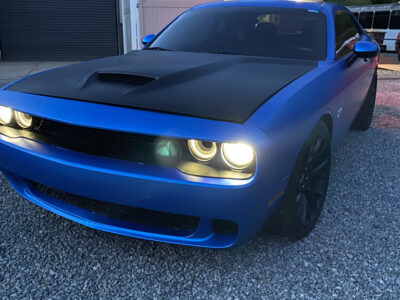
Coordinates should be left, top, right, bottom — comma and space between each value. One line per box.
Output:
0, 91, 288, 248
0, 133, 286, 248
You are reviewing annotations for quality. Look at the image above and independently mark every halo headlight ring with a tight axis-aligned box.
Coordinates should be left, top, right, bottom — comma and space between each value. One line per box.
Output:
14, 111, 33, 129
188, 139, 217, 162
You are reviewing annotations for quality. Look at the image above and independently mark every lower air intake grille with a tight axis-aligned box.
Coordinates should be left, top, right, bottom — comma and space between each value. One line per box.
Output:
212, 219, 239, 235
33, 182, 200, 232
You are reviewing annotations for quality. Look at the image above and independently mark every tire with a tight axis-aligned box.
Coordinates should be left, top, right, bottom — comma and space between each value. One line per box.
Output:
351, 71, 377, 131
270, 121, 331, 240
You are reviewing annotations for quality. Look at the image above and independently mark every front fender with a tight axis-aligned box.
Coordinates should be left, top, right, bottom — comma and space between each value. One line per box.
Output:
246, 61, 345, 180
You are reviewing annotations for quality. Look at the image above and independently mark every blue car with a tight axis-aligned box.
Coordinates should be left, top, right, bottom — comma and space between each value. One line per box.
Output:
0, 1, 378, 248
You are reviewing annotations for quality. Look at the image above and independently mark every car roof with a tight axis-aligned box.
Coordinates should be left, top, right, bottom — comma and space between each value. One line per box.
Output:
192, 0, 346, 15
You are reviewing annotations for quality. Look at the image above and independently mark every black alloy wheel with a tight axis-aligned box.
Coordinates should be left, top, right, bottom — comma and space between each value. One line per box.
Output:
296, 134, 330, 226
269, 121, 331, 239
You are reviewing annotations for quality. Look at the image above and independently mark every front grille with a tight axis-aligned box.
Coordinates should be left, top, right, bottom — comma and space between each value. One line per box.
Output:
33, 182, 200, 232
31, 118, 187, 165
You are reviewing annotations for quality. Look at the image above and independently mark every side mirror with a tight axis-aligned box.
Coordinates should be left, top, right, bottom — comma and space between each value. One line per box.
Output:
142, 34, 156, 46
353, 41, 379, 58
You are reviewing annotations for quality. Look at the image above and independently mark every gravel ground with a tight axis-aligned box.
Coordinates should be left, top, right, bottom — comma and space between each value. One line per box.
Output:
0, 69, 399, 299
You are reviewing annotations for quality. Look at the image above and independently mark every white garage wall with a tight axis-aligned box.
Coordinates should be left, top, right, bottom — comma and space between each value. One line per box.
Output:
120, 0, 140, 52
139, 0, 212, 40
121, 0, 213, 52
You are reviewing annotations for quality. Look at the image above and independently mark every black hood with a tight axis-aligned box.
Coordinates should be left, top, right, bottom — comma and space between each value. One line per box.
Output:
7, 50, 317, 123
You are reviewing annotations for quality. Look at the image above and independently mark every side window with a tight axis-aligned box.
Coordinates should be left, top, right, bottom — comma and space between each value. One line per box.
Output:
353, 12, 359, 20
335, 11, 360, 59
359, 12, 373, 28
389, 10, 400, 29
373, 11, 390, 29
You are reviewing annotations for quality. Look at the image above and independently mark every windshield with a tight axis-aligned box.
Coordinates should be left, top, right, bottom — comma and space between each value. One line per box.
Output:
148, 7, 327, 60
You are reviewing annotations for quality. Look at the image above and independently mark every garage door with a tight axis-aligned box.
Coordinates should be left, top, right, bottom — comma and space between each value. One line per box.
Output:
0, 0, 120, 61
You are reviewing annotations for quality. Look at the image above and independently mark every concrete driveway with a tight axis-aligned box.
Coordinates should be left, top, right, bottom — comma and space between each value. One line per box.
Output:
379, 53, 400, 72
0, 61, 76, 87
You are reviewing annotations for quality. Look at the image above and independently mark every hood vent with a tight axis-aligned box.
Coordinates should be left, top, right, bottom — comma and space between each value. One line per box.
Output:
98, 72, 156, 86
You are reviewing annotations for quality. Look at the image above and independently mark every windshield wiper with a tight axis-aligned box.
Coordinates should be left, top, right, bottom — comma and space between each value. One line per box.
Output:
144, 47, 174, 51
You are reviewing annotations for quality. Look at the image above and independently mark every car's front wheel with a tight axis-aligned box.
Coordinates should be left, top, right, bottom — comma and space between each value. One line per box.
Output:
270, 121, 331, 239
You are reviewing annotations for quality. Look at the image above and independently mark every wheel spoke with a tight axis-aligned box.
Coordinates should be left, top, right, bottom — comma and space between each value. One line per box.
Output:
304, 184, 313, 193
305, 138, 328, 168
297, 192, 308, 224
296, 192, 302, 202
312, 138, 322, 154
311, 159, 329, 176
315, 179, 328, 195
316, 142, 328, 157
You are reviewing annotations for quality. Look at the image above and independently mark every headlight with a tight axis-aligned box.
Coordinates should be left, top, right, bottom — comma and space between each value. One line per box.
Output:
14, 111, 33, 129
188, 139, 217, 162
0, 106, 13, 125
221, 143, 254, 169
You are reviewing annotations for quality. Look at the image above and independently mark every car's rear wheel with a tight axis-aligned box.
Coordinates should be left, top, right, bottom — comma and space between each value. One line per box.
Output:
351, 71, 377, 131
270, 121, 331, 240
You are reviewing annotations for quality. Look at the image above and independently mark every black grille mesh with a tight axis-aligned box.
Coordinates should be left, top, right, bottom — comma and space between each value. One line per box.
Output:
33, 182, 200, 232
33, 118, 178, 164
212, 219, 239, 235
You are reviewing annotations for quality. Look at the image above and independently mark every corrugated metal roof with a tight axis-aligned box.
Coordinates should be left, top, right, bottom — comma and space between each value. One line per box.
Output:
348, 3, 400, 12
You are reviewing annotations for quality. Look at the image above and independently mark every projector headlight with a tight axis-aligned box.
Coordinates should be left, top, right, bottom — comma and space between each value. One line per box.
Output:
0, 106, 13, 125
14, 111, 33, 129
221, 142, 255, 170
188, 139, 217, 162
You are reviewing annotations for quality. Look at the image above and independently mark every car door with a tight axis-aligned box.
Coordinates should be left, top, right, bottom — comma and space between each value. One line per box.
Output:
334, 10, 375, 129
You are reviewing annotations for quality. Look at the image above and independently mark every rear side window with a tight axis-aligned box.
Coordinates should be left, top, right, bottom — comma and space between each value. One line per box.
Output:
335, 11, 360, 58
390, 10, 400, 29
373, 11, 390, 29
359, 12, 373, 28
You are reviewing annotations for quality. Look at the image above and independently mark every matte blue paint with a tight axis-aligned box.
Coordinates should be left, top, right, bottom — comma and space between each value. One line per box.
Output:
142, 34, 156, 46
354, 41, 380, 58
0, 1, 378, 248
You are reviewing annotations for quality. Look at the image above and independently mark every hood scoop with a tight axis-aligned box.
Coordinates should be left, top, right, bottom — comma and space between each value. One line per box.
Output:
98, 72, 156, 86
